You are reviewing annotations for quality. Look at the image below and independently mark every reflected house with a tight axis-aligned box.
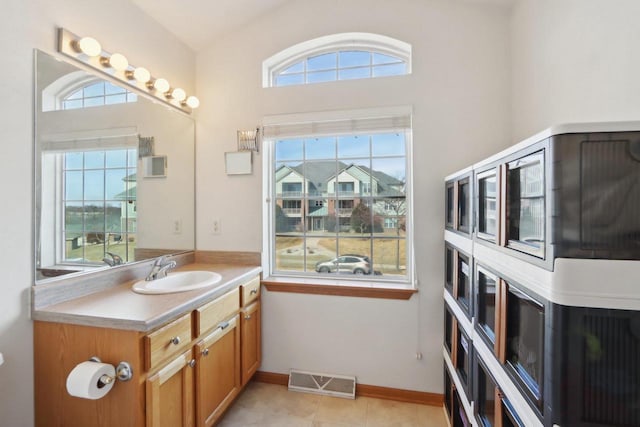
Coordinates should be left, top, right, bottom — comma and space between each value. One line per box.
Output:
113, 173, 137, 239
275, 161, 405, 233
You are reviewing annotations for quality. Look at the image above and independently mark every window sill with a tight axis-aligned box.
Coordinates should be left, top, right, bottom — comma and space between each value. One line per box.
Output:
261, 276, 417, 300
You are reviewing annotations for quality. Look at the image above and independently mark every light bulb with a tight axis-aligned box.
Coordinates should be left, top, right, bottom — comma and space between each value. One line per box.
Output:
77, 37, 102, 57
185, 96, 200, 109
131, 67, 151, 83
109, 53, 129, 71
153, 78, 170, 93
171, 88, 186, 102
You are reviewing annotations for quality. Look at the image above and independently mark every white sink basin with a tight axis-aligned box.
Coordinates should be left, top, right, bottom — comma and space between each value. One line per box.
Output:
132, 271, 222, 294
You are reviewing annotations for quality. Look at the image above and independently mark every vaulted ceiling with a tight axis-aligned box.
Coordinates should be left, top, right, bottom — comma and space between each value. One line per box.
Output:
131, 0, 514, 52
131, 0, 292, 51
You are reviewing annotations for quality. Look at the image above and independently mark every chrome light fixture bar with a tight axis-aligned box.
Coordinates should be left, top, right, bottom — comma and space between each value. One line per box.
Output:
57, 28, 199, 113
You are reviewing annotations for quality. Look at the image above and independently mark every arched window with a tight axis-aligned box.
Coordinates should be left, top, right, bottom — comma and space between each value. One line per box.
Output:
62, 81, 137, 110
41, 71, 137, 112
263, 33, 411, 88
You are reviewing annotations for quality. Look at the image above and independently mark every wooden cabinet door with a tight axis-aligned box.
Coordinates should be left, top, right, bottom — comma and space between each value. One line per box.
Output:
195, 314, 241, 427
146, 348, 195, 427
241, 300, 261, 386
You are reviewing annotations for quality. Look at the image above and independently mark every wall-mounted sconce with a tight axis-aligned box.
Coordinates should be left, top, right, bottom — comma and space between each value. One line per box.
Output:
237, 127, 260, 152
58, 28, 199, 114
226, 127, 260, 175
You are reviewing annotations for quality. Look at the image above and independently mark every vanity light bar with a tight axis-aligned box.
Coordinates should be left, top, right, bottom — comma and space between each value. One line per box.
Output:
57, 28, 199, 114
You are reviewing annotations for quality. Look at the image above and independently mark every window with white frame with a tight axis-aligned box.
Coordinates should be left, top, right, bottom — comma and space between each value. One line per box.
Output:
263, 33, 411, 88
62, 81, 137, 110
61, 148, 137, 264
41, 72, 138, 112
264, 108, 412, 283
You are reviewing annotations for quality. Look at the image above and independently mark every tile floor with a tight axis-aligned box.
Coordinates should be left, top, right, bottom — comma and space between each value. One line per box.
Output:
218, 382, 449, 427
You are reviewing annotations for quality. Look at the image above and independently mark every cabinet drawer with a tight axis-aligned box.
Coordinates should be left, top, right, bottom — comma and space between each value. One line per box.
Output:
145, 312, 192, 370
240, 276, 260, 307
196, 287, 240, 336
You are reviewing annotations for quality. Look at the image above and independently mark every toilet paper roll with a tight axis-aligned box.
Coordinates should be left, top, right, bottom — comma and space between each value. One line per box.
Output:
66, 361, 116, 400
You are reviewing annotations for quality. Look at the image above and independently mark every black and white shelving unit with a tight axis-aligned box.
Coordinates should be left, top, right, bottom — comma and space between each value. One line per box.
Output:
443, 122, 640, 427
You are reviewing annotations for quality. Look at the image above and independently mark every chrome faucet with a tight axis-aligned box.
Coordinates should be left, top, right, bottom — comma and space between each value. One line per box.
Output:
145, 256, 177, 281
103, 252, 123, 267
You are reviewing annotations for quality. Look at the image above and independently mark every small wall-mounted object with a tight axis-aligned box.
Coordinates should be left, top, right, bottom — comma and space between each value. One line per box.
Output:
138, 135, 155, 158
143, 155, 167, 178
237, 128, 260, 152
225, 151, 252, 175
57, 28, 199, 114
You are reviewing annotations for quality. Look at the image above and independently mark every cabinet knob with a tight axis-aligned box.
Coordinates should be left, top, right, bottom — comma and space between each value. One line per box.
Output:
244, 314, 252, 320
169, 336, 181, 346
188, 359, 196, 368
218, 321, 230, 330
250, 289, 258, 295
202, 348, 209, 357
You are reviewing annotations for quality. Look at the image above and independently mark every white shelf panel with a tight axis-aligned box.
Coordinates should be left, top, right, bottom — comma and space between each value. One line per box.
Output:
474, 243, 640, 310
444, 230, 473, 255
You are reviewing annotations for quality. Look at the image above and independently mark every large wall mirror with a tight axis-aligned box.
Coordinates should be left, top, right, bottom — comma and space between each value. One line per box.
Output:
34, 50, 195, 284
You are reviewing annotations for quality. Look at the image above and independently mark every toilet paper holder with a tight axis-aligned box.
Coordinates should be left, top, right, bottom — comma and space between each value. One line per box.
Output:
89, 357, 133, 385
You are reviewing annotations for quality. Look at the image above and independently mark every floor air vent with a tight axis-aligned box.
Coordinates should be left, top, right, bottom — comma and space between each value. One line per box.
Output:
288, 369, 356, 399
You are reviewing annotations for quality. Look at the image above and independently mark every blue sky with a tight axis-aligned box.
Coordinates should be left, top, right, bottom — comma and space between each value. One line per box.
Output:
275, 133, 407, 181
64, 149, 137, 201
276, 50, 406, 86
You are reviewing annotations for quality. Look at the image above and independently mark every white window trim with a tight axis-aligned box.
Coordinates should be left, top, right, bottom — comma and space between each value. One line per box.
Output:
262, 32, 412, 88
261, 106, 416, 288
42, 71, 97, 112
42, 71, 137, 112
38, 129, 138, 268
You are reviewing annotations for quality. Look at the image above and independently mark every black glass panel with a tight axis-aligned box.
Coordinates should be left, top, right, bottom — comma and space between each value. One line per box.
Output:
444, 367, 453, 419
478, 172, 497, 238
445, 246, 454, 294
477, 363, 496, 427
445, 307, 453, 354
506, 284, 544, 403
507, 152, 545, 257
477, 268, 497, 343
446, 183, 455, 228
454, 391, 471, 427
458, 179, 470, 232
457, 253, 471, 313
456, 329, 471, 386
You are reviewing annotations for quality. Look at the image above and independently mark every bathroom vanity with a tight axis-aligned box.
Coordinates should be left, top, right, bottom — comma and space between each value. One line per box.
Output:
32, 253, 261, 427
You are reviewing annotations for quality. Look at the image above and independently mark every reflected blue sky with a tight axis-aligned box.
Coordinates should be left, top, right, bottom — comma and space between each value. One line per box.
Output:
64, 149, 137, 202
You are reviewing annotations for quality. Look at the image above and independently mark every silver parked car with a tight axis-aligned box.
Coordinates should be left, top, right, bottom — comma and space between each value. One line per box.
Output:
315, 255, 371, 275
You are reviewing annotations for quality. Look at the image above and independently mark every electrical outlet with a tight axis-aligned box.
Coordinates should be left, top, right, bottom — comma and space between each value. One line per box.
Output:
173, 219, 182, 234
212, 218, 221, 234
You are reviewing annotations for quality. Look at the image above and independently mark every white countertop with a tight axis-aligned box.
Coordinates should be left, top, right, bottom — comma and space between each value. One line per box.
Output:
32, 263, 261, 332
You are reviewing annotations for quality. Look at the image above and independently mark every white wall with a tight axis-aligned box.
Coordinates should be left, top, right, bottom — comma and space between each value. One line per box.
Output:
511, 0, 640, 140
0, 1, 194, 425
196, 0, 511, 392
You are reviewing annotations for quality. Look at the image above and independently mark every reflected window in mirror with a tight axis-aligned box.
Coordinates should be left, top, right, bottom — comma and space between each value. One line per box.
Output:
62, 81, 137, 110
55, 148, 137, 265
